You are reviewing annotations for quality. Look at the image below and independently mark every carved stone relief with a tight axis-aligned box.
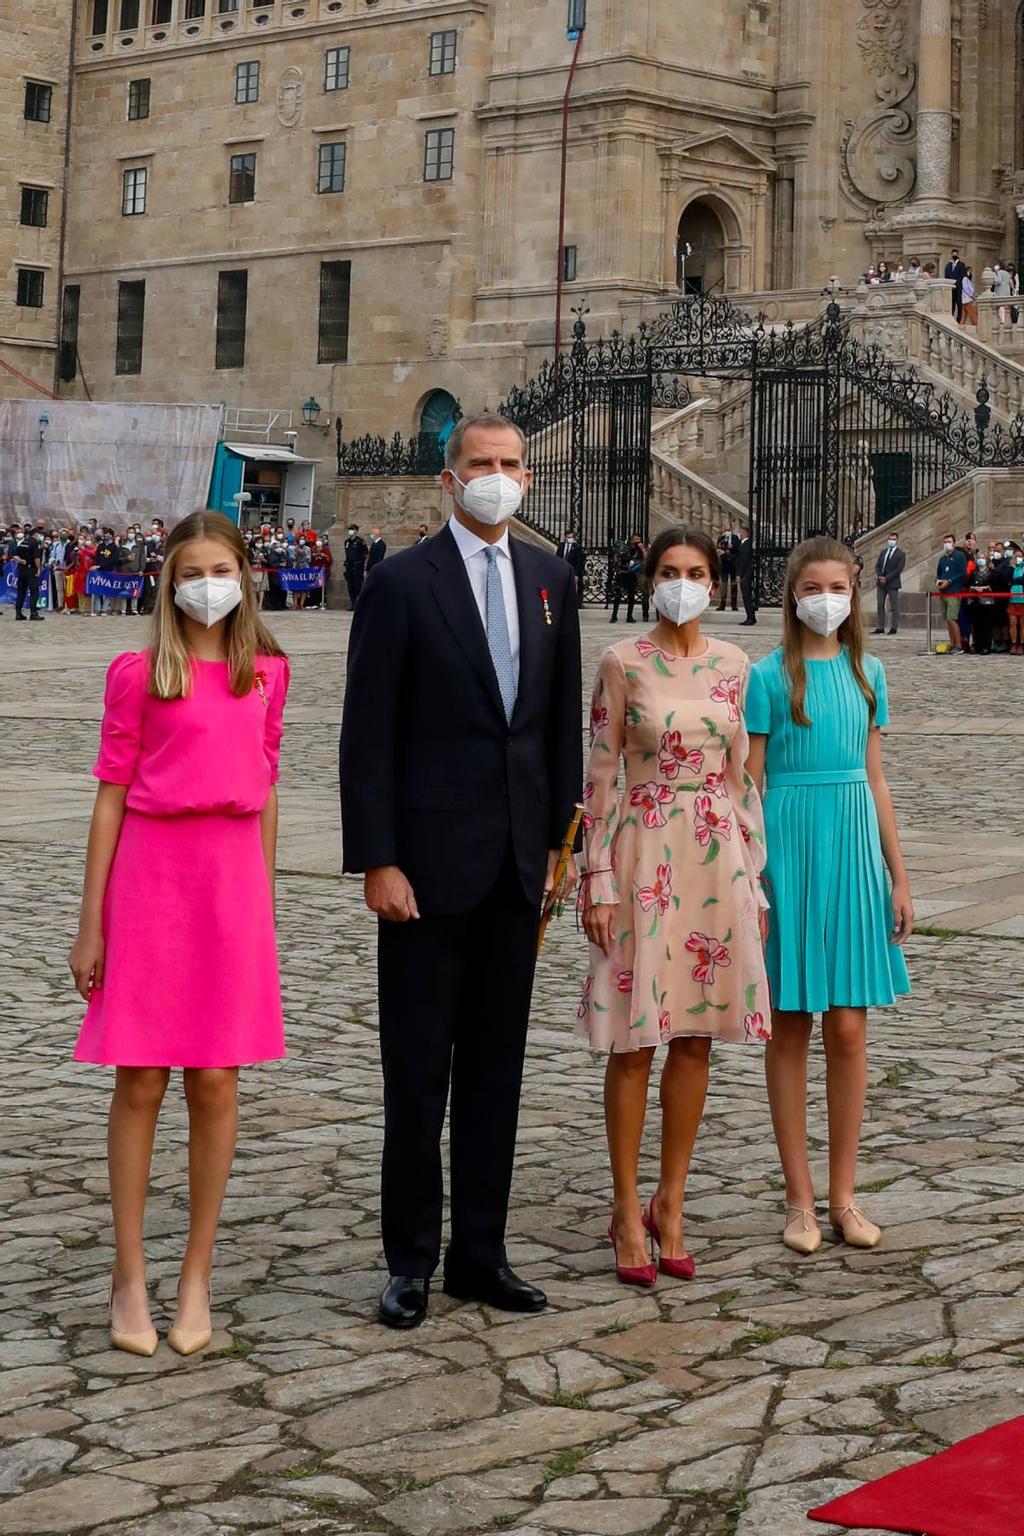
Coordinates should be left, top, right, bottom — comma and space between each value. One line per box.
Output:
277, 65, 304, 128
840, 0, 916, 214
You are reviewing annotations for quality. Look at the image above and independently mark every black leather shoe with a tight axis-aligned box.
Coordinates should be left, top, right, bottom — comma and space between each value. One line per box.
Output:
739, 618, 756, 626
442, 1262, 547, 1314
872, 628, 885, 634
378, 1275, 429, 1329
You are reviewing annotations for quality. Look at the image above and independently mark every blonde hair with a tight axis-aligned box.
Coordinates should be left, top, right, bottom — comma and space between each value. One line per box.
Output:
781, 536, 876, 728
148, 510, 285, 700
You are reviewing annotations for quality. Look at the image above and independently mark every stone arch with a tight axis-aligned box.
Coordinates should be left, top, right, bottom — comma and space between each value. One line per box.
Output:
414, 387, 460, 461
675, 194, 744, 295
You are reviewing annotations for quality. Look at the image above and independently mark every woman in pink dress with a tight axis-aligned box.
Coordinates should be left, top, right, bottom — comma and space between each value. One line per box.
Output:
578, 527, 771, 1288
69, 510, 289, 1358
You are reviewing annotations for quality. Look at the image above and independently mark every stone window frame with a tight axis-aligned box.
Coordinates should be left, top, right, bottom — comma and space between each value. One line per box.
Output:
127, 78, 151, 120
92, 0, 110, 35
16, 269, 45, 309
60, 285, 81, 383
424, 126, 455, 183
215, 269, 248, 370
228, 151, 257, 204
120, 0, 141, 28
317, 141, 347, 195
429, 30, 457, 77
116, 279, 146, 375
324, 46, 350, 92
24, 81, 53, 124
20, 186, 50, 229
122, 165, 148, 216
318, 259, 351, 364
562, 244, 578, 283
235, 60, 260, 105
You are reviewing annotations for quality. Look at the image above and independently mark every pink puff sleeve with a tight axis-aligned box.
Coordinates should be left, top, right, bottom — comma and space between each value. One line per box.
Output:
263, 656, 291, 785
93, 652, 146, 786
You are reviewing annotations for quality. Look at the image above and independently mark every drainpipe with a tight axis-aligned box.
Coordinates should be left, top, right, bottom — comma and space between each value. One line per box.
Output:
554, 14, 586, 362
52, 0, 79, 397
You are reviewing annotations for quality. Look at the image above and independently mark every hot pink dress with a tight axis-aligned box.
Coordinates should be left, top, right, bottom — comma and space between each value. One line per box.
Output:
74, 650, 289, 1068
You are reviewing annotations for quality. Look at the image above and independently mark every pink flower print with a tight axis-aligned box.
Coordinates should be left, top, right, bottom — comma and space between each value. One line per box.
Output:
744, 1011, 771, 1042
577, 976, 592, 1023
659, 731, 704, 781
253, 669, 270, 708
616, 969, 634, 995
638, 863, 672, 915
685, 932, 731, 987
589, 702, 609, 743
711, 674, 742, 722
739, 820, 751, 845
693, 794, 733, 847
635, 638, 670, 661
630, 782, 676, 830
702, 770, 727, 799
659, 1009, 672, 1042
581, 782, 595, 833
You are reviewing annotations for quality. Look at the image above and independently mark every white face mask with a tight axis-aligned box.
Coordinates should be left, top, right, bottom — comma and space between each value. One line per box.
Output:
795, 592, 852, 637
653, 577, 711, 627
174, 576, 243, 628
452, 472, 525, 526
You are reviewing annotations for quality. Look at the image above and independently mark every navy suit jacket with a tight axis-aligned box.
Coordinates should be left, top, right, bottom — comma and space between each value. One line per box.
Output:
339, 523, 582, 916
875, 544, 906, 589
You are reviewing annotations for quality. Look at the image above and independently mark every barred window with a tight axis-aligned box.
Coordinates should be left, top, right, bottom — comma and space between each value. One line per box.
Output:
318, 260, 351, 364
92, 0, 109, 34
122, 166, 148, 216
429, 30, 457, 76
317, 141, 347, 195
17, 270, 45, 309
562, 244, 578, 283
24, 82, 53, 123
424, 127, 454, 182
60, 285, 81, 383
324, 46, 350, 91
116, 280, 145, 374
229, 152, 256, 203
215, 270, 248, 370
120, 0, 140, 28
128, 78, 150, 119
20, 187, 49, 228
235, 60, 259, 104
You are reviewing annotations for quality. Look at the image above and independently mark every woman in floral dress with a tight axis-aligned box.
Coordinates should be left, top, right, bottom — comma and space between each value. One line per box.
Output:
579, 528, 771, 1286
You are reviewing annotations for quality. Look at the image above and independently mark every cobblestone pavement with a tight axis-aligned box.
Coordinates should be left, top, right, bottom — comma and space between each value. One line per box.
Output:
1, 606, 1022, 1536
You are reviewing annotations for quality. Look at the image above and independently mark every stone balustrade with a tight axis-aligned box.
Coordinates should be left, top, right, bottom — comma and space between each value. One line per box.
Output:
650, 451, 746, 541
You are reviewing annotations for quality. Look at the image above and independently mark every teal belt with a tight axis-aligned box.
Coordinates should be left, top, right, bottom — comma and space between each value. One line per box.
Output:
768, 769, 868, 788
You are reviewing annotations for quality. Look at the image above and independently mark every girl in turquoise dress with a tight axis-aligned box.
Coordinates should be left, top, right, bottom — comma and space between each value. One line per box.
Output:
745, 537, 912, 1257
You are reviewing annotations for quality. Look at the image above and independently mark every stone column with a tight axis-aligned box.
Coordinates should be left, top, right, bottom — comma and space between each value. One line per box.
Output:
915, 0, 953, 205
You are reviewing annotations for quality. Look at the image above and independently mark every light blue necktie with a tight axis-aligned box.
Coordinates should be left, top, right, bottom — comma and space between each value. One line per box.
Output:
484, 547, 516, 724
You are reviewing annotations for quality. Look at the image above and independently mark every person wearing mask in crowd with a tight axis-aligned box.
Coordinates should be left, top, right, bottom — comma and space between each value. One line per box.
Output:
961, 266, 978, 326
367, 529, 388, 572
945, 249, 967, 322
344, 524, 368, 608
906, 257, 922, 280
13, 523, 44, 621
989, 542, 1013, 652
936, 534, 967, 653
292, 535, 312, 613
263, 537, 285, 612
745, 537, 912, 1256
738, 524, 756, 626
993, 261, 1014, 326
555, 527, 586, 608
610, 534, 648, 624
716, 523, 741, 612
1009, 548, 1024, 654
578, 528, 771, 1287
249, 538, 269, 611
49, 527, 70, 614
284, 519, 297, 547
956, 536, 978, 654
75, 532, 96, 617
121, 526, 146, 617
873, 530, 905, 635
876, 260, 892, 283
308, 538, 327, 610
140, 526, 164, 616
1008, 263, 1021, 324
416, 524, 430, 544
298, 520, 317, 548
892, 261, 906, 283
93, 527, 120, 617
966, 551, 995, 656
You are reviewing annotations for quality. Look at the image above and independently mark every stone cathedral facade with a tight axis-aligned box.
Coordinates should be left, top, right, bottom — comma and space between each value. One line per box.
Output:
3, 0, 1024, 456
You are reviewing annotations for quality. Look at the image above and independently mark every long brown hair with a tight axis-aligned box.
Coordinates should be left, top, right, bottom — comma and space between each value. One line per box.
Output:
148, 510, 285, 700
781, 536, 876, 728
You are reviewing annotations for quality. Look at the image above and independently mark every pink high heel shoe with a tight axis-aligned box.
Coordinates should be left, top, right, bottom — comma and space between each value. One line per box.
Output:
643, 1198, 697, 1281
608, 1216, 657, 1289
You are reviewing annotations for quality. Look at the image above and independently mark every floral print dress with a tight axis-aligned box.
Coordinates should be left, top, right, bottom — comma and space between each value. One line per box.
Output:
577, 635, 772, 1053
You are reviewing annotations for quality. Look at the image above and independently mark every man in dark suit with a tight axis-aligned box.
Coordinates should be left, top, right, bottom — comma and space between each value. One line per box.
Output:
944, 249, 967, 323
737, 525, 756, 625
555, 526, 585, 607
340, 413, 582, 1330
873, 530, 906, 634
366, 529, 387, 570
344, 524, 368, 608
716, 523, 741, 610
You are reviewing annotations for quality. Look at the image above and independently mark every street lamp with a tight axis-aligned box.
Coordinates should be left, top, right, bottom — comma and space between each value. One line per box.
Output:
301, 396, 321, 427
38, 411, 49, 446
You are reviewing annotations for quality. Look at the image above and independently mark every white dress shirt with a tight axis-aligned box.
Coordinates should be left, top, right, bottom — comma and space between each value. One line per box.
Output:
448, 515, 521, 691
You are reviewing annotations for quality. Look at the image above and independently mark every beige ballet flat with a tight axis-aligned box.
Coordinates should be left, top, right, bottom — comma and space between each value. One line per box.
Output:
783, 1206, 822, 1256
108, 1282, 158, 1358
830, 1203, 882, 1249
167, 1282, 213, 1357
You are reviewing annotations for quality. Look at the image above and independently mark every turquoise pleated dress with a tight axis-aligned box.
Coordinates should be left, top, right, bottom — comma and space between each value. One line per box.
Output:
745, 647, 910, 1014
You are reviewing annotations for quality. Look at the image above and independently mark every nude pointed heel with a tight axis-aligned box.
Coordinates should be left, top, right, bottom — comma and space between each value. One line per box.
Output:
168, 1282, 213, 1357
782, 1206, 822, 1256
108, 1282, 158, 1358
830, 1203, 882, 1250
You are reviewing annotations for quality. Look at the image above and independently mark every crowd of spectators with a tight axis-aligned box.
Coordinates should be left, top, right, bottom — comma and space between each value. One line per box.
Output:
935, 532, 1024, 654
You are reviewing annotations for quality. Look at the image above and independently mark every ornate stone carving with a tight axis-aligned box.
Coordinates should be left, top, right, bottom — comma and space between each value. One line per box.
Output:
840, 0, 916, 213
277, 65, 304, 128
915, 110, 952, 202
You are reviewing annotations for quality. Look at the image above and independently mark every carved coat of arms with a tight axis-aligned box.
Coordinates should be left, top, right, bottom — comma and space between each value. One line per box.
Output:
277, 66, 304, 128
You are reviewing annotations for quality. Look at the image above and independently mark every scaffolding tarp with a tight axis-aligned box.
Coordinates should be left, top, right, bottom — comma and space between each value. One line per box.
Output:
0, 400, 223, 531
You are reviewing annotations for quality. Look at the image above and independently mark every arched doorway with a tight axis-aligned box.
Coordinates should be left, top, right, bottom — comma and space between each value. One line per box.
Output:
675, 201, 728, 295
418, 389, 459, 463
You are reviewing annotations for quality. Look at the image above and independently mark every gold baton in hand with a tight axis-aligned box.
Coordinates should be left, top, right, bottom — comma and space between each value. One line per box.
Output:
537, 802, 585, 955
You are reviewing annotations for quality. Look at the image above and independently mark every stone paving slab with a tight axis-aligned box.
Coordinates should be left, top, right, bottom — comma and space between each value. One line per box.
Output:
0, 607, 1021, 1534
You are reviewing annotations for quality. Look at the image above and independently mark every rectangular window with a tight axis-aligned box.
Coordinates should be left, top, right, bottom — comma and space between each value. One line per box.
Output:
184, 0, 206, 16
60, 285, 80, 383
424, 127, 454, 182
215, 269, 248, 369
122, 166, 148, 215
16, 269, 45, 309
228, 152, 256, 203
562, 244, 578, 283
317, 141, 346, 194
318, 260, 351, 364
567, 0, 586, 33
152, 0, 172, 22
218, 0, 239, 11
120, 0, 140, 28
116, 280, 145, 374
92, 0, 109, 34
20, 186, 49, 228
429, 30, 457, 76
127, 78, 150, 119
24, 81, 53, 123
235, 60, 259, 104
324, 46, 350, 91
